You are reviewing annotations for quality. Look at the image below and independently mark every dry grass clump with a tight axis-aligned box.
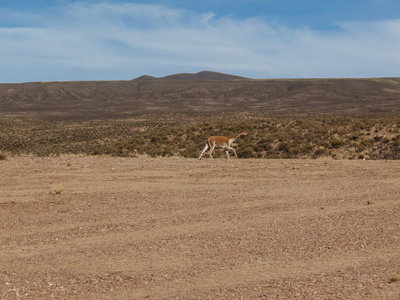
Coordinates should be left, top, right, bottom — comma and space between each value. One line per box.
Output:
0, 113, 399, 159
52, 188, 64, 195
0, 151, 7, 160
388, 276, 400, 283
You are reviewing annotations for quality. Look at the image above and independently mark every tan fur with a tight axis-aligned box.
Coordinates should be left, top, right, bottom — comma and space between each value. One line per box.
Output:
199, 130, 247, 160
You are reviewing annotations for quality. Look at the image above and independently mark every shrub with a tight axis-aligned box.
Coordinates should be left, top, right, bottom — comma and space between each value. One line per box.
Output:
240, 146, 256, 158
314, 147, 326, 157
389, 277, 399, 283
1, 113, 399, 159
330, 135, 344, 148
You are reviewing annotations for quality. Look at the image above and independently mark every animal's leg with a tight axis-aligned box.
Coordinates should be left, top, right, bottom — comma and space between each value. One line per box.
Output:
209, 144, 215, 159
199, 143, 209, 160
225, 149, 231, 160
228, 146, 238, 158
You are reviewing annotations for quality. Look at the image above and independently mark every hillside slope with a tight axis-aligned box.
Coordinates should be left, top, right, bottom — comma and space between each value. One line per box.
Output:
1, 77, 400, 119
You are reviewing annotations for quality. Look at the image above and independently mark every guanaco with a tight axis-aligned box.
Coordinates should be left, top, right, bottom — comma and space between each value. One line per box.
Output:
199, 130, 247, 160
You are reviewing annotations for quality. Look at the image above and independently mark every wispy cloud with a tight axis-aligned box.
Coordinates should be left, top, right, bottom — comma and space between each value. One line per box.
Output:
1, 2, 399, 82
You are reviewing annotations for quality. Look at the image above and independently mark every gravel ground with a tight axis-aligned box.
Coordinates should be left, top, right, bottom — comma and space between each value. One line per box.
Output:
1, 157, 400, 299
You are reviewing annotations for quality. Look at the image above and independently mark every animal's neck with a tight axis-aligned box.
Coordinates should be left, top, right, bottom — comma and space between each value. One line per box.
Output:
228, 132, 243, 145
231, 132, 243, 140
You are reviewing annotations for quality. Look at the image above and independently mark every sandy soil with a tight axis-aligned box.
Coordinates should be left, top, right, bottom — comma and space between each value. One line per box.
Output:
1, 157, 400, 299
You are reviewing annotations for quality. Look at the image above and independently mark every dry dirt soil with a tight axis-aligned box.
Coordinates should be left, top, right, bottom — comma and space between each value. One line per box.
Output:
1, 157, 400, 299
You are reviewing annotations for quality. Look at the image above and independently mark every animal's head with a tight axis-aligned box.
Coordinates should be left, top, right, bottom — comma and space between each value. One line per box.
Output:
240, 130, 247, 136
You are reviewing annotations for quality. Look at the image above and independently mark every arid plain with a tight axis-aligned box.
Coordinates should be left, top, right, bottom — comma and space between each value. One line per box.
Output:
2, 157, 400, 299
1, 73, 400, 299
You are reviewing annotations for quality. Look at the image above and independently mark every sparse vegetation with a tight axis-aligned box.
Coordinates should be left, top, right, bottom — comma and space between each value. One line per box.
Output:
388, 276, 400, 283
53, 188, 64, 195
0, 151, 6, 160
0, 113, 399, 159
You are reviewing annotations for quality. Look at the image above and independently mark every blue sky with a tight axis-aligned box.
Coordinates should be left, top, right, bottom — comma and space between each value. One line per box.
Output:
1, 0, 399, 83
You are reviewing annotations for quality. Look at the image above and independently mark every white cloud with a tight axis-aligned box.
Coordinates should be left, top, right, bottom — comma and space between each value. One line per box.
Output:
1, 2, 399, 82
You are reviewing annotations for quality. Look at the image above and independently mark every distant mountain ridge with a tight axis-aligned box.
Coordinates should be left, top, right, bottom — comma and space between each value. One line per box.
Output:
133, 71, 248, 81
1, 76, 400, 120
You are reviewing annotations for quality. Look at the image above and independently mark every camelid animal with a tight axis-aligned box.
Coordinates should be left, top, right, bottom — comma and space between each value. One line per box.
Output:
198, 130, 247, 160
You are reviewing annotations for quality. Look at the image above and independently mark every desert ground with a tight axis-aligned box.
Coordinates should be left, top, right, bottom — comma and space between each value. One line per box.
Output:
1, 156, 400, 299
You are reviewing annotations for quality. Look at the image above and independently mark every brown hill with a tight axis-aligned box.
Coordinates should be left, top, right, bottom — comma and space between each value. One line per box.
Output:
133, 75, 157, 81
1, 77, 400, 120
133, 71, 248, 81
